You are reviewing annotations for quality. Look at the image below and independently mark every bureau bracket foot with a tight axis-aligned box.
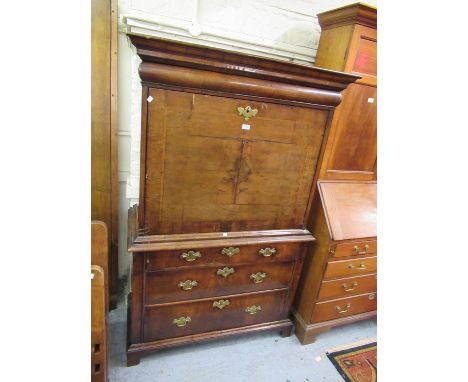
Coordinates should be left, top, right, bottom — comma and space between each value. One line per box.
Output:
280, 323, 293, 337
126, 353, 141, 367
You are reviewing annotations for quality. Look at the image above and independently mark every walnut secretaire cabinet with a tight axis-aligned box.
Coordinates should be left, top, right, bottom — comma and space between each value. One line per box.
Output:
315, 3, 377, 180
293, 181, 377, 344
125, 35, 358, 365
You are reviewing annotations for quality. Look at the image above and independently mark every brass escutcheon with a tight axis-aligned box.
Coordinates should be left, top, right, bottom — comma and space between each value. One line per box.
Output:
217, 267, 235, 278
250, 272, 267, 284
180, 250, 201, 262
335, 303, 351, 314
237, 105, 258, 121
341, 281, 358, 292
353, 244, 370, 255
213, 299, 230, 309
245, 305, 262, 315
259, 247, 277, 257
178, 279, 198, 291
222, 247, 240, 257
173, 316, 191, 327
348, 263, 366, 270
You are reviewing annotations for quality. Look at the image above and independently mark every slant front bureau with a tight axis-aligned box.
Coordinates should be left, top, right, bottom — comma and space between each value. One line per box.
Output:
293, 180, 377, 344
126, 36, 358, 365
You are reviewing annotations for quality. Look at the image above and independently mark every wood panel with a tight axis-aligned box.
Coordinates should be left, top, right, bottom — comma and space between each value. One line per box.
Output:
324, 256, 377, 280
318, 273, 376, 300
91, 0, 118, 306
312, 292, 376, 323
143, 88, 328, 235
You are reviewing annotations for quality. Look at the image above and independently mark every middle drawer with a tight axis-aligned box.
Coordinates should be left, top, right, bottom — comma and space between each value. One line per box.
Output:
145, 261, 295, 304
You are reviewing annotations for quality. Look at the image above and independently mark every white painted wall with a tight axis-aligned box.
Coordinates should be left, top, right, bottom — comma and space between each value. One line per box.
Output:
116, 0, 377, 277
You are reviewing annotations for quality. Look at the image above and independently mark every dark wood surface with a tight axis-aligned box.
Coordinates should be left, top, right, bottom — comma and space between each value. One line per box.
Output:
91, 0, 119, 307
293, 180, 377, 344
125, 35, 357, 364
316, 3, 377, 181
91, 221, 109, 382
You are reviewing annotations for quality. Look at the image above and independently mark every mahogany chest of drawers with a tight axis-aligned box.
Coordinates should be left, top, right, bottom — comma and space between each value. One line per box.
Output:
125, 36, 358, 365
293, 180, 377, 344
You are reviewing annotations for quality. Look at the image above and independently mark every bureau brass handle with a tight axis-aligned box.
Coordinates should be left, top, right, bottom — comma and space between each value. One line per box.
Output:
180, 250, 201, 262
221, 247, 240, 257
178, 279, 198, 291
348, 263, 367, 270
353, 244, 370, 255
237, 105, 258, 121
173, 316, 191, 327
259, 247, 277, 257
335, 303, 351, 314
217, 267, 235, 278
341, 281, 358, 292
213, 299, 230, 309
245, 305, 262, 315
250, 272, 267, 284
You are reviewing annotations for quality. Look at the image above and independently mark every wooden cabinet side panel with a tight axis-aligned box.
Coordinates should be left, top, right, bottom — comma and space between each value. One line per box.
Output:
319, 83, 377, 180
294, 196, 330, 322
128, 255, 144, 345
315, 26, 354, 72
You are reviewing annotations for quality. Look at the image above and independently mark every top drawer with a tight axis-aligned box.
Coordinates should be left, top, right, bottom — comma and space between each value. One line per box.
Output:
146, 243, 302, 270
332, 240, 377, 258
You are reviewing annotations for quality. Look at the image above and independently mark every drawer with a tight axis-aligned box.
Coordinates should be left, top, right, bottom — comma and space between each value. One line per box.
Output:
145, 261, 295, 304
318, 274, 377, 301
324, 256, 376, 280
146, 243, 301, 270
312, 292, 377, 323
143, 290, 287, 342
332, 240, 377, 258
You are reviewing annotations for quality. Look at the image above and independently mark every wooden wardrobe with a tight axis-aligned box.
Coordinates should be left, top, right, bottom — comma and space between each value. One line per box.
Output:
125, 36, 358, 365
293, 3, 377, 344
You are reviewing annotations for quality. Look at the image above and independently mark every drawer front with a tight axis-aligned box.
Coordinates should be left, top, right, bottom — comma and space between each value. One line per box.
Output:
324, 256, 377, 280
146, 243, 301, 270
143, 290, 287, 342
318, 274, 377, 301
145, 261, 295, 304
333, 240, 377, 258
312, 292, 377, 323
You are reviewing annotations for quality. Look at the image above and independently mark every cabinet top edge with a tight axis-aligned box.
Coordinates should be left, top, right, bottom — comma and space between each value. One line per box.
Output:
128, 35, 360, 92
318, 3, 377, 30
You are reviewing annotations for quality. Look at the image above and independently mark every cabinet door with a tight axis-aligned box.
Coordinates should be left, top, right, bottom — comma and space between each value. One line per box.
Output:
319, 83, 377, 180
142, 88, 328, 234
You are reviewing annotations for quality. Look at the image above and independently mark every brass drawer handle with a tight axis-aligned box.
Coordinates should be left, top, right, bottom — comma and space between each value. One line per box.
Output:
250, 272, 267, 284
342, 281, 358, 292
180, 250, 201, 262
245, 305, 262, 315
353, 244, 370, 255
213, 299, 230, 309
217, 267, 235, 278
348, 263, 367, 270
222, 247, 240, 257
259, 247, 277, 257
173, 316, 191, 327
335, 303, 351, 314
237, 105, 258, 121
178, 279, 198, 291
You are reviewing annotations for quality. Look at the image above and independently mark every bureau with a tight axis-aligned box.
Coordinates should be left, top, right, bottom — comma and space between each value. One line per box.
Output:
125, 36, 358, 365
293, 180, 377, 344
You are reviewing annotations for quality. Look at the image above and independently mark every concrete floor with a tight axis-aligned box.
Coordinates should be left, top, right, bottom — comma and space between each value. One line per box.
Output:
109, 294, 377, 382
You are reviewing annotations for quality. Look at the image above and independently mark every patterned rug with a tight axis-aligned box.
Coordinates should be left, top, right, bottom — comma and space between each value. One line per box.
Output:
326, 340, 377, 382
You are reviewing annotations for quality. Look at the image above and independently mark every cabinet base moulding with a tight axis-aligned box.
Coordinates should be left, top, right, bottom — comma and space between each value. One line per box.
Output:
292, 309, 376, 345
126, 319, 293, 366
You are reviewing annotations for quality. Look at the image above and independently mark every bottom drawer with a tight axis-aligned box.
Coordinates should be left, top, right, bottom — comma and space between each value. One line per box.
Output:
312, 292, 377, 323
143, 289, 287, 342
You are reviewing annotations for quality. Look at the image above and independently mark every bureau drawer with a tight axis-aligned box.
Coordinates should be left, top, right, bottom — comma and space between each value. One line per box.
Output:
324, 256, 376, 279
312, 292, 377, 323
145, 261, 295, 304
333, 240, 377, 258
143, 290, 287, 342
146, 243, 301, 270
318, 274, 377, 300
